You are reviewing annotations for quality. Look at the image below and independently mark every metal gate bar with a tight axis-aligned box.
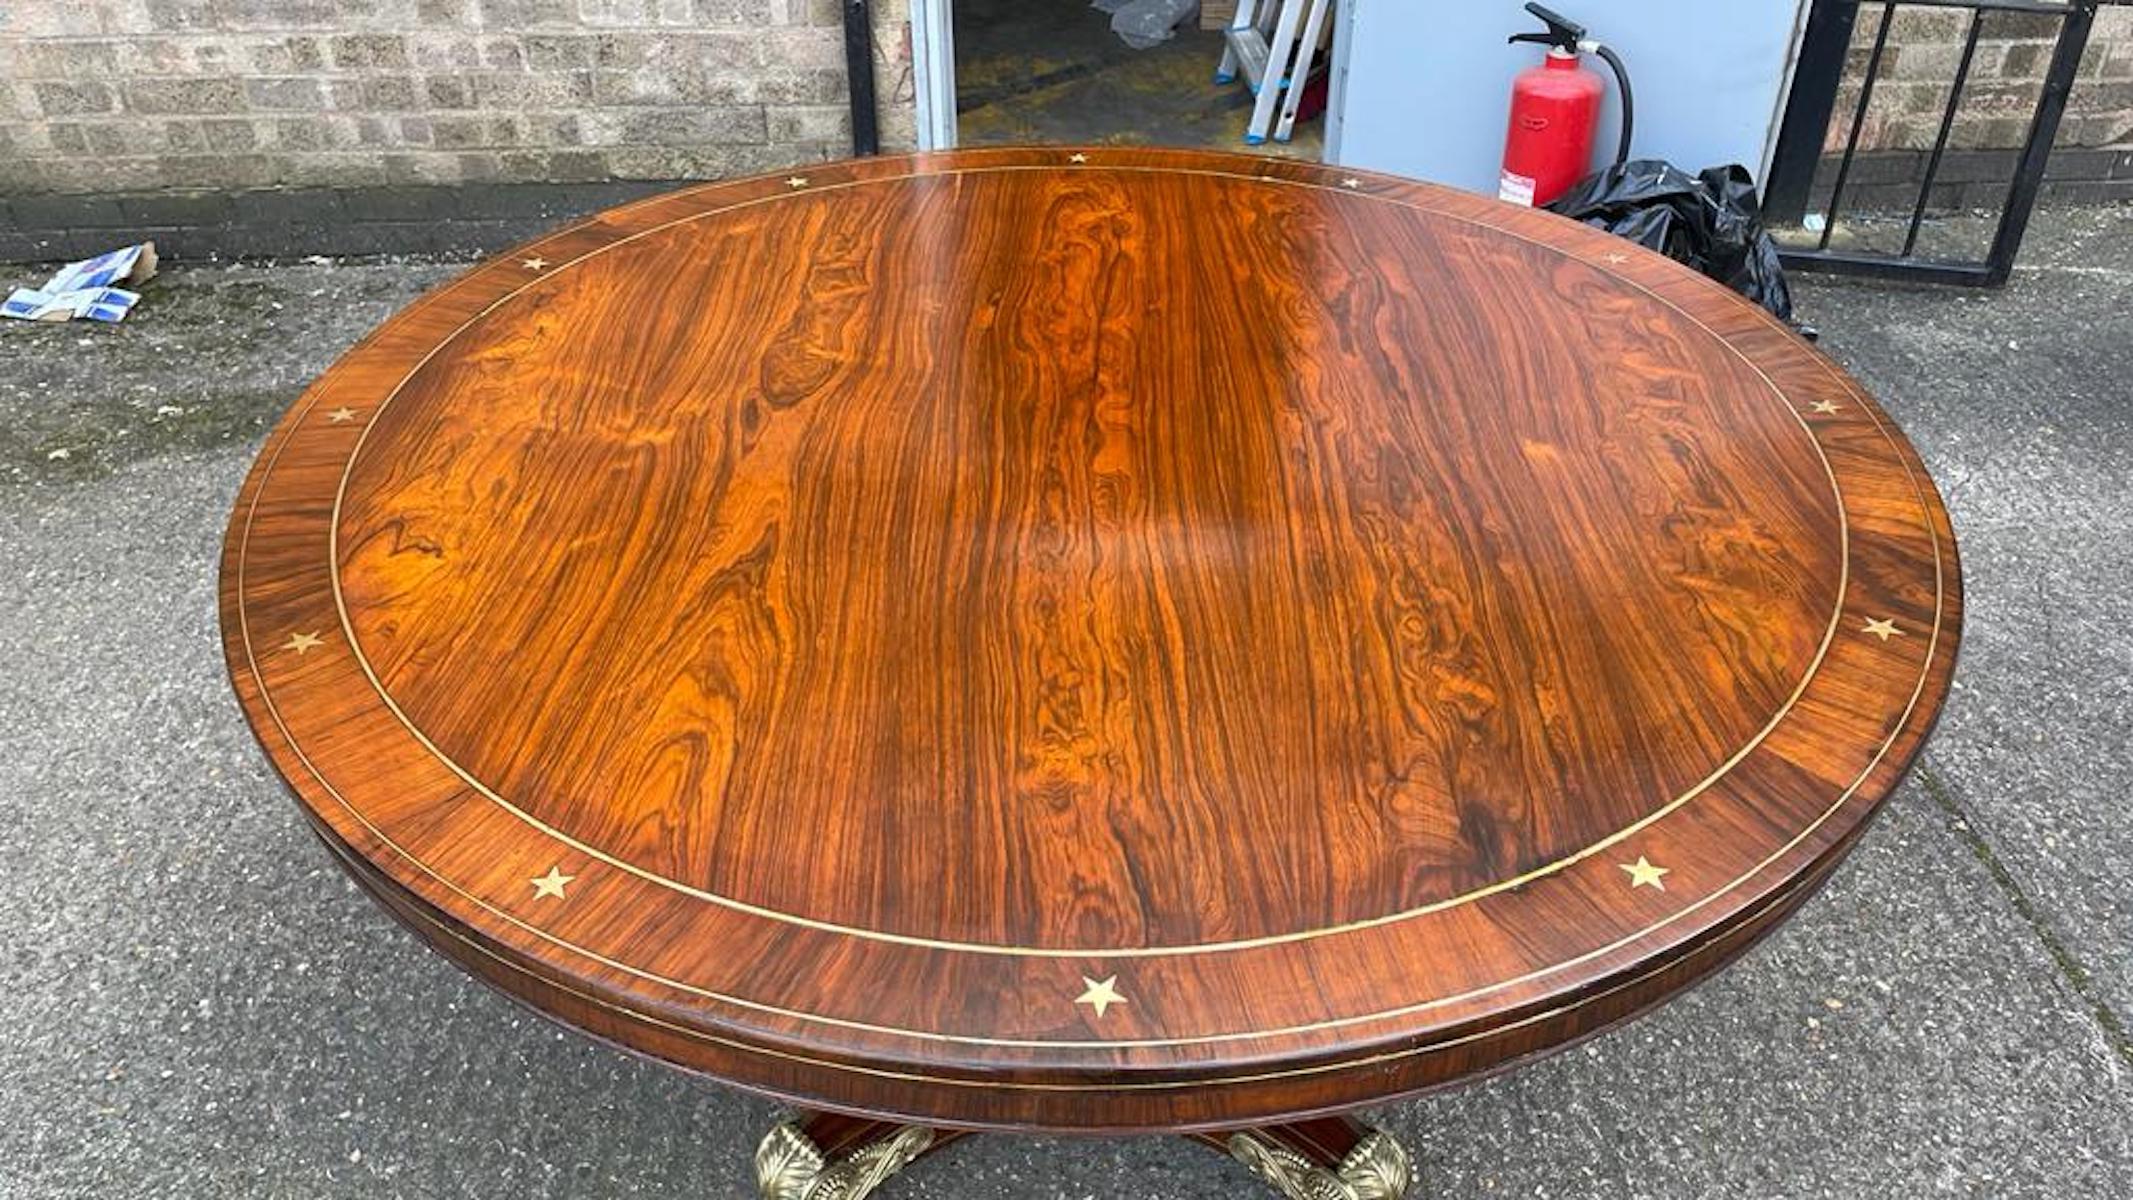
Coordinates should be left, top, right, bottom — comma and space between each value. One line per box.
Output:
1816, 3, 1897, 252
1765, 0, 2099, 288
1902, 9, 1986, 255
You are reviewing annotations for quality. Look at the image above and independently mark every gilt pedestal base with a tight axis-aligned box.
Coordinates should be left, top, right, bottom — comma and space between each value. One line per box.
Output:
756, 1112, 1413, 1200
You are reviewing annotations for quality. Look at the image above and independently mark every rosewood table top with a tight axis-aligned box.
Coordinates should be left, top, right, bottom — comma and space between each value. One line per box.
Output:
219, 146, 1961, 1136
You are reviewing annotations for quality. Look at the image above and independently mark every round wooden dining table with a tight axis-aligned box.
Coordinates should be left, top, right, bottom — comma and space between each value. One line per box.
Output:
220, 146, 1961, 1199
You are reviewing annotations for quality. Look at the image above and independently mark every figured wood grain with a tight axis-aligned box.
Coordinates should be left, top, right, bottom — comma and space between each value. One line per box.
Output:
220, 147, 1961, 1132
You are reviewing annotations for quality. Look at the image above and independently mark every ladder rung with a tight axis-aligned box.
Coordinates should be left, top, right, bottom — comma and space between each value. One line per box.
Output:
1224, 27, 1270, 88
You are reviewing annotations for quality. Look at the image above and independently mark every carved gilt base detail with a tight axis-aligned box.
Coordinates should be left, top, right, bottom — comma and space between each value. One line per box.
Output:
1226, 1128, 1413, 1200
754, 1119, 936, 1200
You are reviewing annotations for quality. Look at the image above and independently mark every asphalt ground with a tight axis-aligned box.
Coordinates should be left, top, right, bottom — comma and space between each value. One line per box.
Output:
2, 204, 2129, 1198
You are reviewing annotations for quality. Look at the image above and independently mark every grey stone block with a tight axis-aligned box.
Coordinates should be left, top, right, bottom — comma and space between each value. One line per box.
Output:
115, 191, 234, 228
349, 185, 461, 221
1935, 148, 2024, 184
497, 149, 610, 183
357, 75, 420, 111
199, 119, 258, 152
602, 143, 758, 180
2041, 145, 2125, 181
454, 180, 583, 219
477, 0, 576, 28
522, 34, 598, 69
139, 0, 219, 31
7, 192, 130, 229
244, 77, 327, 111
287, 35, 328, 71
267, 116, 340, 152
417, 0, 477, 23
160, 120, 207, 153
594, 30, 759, 70
424, 76, 476, 109
125, 78, 248, 115
328, 34, 411, 71
753, 67, 847, 106
480, 36, 525, 70
1842, 149, 1927, 186
31, 81, 118, 117
766, 103, 848, 144
533, 112, 585, 145
697, 0, 776, 23
148, 153, 280, 190
211, 0, 338, 31
620, 104, 767, 147
76, 122, 162, 156
454, 151, 504, 182
471, 69, 595, 109
0, 227, 107, 263
593, 64, 757, 107
229, 188, 347, 224
2002, 39, 2054, 80
2038, 177, 2133, 204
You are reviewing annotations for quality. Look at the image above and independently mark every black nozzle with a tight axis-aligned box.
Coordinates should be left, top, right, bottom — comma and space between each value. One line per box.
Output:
1509, 1, 1584, 51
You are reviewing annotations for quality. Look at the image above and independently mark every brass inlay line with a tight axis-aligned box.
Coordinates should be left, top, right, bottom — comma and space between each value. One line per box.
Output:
239, 415, 1940, 1052
305, 160, 1854, 958
328, 818, 1844, 1088
228, 153, 1948, 1051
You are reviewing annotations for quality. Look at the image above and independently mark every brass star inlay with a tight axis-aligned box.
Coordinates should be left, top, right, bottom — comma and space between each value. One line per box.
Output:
1811, 399, 1842, 415
786, 176, 810, 188
1620, 856, 1670, 891
1075, 975, 1127, 1019
1861, 617, 1904, 642
325, 407, 357, 423
1068, 152, 1088, 163
530, 865, 576, 900
521, 256, 548, 271
282, 630, 324, 655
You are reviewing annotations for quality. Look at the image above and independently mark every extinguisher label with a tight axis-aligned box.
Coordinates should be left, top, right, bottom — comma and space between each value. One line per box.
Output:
1498, 169, 1537, 207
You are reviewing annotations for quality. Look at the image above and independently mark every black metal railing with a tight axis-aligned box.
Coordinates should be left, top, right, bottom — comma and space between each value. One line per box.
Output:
1764, 0, 2099, 286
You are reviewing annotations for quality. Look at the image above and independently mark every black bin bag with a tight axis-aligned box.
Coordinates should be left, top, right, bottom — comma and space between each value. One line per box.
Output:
1547, 160, 1794, 322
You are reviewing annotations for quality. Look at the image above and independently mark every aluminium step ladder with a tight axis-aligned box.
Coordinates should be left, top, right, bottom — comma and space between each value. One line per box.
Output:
1215, 0, 1336, 145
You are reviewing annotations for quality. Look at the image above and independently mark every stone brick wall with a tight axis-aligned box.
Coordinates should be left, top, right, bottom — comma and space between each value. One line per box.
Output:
1809, 2, 2133, 213
1833, 2, 2133, 154
0, 1, 916, 197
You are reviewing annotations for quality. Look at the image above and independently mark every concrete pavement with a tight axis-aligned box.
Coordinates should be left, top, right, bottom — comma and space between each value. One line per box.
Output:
2, 206, 2129, 1198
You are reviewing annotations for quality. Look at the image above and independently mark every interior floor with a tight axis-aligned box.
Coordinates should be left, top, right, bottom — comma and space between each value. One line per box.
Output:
953, 0, 1325, 160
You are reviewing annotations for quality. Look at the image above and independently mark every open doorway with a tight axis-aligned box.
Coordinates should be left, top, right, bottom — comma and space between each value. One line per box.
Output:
938, 2, 1329, 159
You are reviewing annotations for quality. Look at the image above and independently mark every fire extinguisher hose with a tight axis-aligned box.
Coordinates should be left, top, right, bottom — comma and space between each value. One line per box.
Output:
1590, 41, 1635, 167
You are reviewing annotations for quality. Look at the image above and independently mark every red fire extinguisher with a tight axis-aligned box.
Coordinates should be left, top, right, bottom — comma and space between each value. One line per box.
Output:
1499, 3, 1635, 208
